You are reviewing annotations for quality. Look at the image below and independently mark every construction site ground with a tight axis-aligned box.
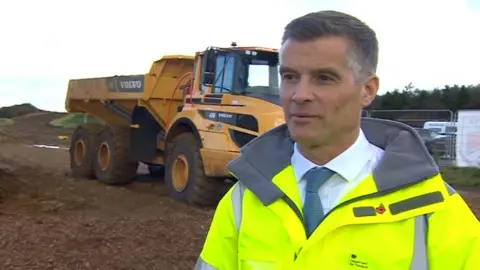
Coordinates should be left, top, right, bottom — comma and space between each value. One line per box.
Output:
0, 112, 213, 270
0, 112, 479, 270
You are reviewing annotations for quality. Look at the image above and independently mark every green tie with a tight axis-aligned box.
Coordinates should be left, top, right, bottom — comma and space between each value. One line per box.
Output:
303, 167, 335, 238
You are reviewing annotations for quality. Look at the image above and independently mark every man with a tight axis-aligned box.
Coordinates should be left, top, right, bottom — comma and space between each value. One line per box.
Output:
195, 10, 480, 270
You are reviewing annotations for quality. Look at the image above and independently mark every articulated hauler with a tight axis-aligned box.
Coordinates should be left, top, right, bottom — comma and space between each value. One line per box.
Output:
66, 44, 285, 206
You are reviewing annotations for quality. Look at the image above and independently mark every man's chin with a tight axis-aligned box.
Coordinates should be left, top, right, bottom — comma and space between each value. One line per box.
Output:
288, 129, 316, 143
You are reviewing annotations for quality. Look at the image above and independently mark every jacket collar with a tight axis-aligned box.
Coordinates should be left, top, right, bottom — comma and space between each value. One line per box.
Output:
228, 117, 440, 206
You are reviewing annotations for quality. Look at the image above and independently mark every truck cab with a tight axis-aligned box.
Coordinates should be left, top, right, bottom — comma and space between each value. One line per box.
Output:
198, 45, 280, 105
169, 45, 284, 150
159, 45, 285, 205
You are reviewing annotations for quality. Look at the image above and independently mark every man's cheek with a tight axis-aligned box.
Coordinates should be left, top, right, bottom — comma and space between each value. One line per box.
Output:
280, 93, 292, 107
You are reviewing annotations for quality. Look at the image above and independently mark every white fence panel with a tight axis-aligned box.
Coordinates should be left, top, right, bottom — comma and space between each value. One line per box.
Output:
456, 110, 480, 168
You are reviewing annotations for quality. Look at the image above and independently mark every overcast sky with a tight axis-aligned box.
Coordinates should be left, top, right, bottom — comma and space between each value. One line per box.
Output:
0, 0, 479, 112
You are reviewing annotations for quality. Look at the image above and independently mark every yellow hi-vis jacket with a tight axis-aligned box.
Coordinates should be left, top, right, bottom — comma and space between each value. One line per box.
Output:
195, 118, 480, 270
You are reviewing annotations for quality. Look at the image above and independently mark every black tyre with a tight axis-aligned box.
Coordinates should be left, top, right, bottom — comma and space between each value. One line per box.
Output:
69, 124, 103, 179
93, 126, 138, 185
164, 133, 224, 207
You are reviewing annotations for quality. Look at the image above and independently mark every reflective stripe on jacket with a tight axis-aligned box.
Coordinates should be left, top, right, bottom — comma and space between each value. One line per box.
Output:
196, 118, 480, 270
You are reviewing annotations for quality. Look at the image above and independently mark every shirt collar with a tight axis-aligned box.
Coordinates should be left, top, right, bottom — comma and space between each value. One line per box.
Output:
291, 129, 372, 182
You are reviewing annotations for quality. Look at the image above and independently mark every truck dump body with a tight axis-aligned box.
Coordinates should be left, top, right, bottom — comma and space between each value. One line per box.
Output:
105, 75, 145, 93
66, 74, 146, 126
66, 55, 194, 129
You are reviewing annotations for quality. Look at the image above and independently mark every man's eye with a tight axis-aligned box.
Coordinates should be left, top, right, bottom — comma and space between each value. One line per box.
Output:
317, 74, 332, 81
281, 74, 296, 81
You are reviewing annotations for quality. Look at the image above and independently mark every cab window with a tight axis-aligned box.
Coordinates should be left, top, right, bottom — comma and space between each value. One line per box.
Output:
213, 55, 235, 93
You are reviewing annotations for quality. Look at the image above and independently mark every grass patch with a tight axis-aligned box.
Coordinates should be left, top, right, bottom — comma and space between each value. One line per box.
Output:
49, 113, 103, 129
441, 166, 480, 187
0, 118, 14, 127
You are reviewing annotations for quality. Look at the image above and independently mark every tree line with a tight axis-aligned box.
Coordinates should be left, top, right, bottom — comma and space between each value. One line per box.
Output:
367, 83, 480, 112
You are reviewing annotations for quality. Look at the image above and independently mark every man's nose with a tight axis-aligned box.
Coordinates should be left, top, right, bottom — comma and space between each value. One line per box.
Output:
291, 79, 314, 103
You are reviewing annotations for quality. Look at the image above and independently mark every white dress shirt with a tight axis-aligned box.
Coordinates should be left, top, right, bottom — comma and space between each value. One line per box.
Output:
291, 129, 385, 214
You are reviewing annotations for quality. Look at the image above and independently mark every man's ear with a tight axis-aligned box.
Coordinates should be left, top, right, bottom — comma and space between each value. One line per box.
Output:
361, 75, 379, 107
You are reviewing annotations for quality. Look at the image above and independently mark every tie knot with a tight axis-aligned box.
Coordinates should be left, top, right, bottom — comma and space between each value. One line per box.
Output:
304, 167, 334, 193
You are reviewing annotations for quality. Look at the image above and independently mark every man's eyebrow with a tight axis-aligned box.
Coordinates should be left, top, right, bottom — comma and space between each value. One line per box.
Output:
279, 66, 297, 74
280, 66, 342, 79
312, 67, 342, 79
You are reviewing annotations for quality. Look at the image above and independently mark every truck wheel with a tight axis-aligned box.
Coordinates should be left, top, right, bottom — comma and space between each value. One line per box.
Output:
69, 124, 103, 178
93, 126, 138, 185
165, 133, 222, 207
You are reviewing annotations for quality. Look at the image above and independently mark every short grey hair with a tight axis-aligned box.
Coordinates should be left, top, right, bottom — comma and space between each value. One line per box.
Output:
281, 10, 378, 83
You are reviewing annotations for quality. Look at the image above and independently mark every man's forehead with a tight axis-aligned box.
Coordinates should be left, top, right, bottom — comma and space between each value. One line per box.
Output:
280, 35, 351, 52
280, 41, 350, 72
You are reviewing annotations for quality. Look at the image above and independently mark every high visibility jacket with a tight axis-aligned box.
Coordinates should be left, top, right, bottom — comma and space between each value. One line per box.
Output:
195, 118, 480, 270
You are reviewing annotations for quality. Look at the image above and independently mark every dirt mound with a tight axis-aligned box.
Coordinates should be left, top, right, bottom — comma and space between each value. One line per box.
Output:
0, 103, 42, 118
13, 111, 66, 121
0, 168, 13, 202
0, 161, 30, 204
1, 111, 71, 147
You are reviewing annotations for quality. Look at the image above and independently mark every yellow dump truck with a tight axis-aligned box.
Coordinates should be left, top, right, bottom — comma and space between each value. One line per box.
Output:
65, 44, 285, 206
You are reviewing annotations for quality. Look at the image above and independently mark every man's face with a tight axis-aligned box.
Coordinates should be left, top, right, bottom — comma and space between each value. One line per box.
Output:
279, 36, 378, 147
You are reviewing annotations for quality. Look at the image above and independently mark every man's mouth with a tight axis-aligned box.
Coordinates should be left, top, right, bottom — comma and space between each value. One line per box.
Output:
291, 113, 316, 118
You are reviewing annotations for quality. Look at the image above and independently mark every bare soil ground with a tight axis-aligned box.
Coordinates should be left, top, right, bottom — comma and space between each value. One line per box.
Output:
0, 112, 213, 270
0, 112, 479, 270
